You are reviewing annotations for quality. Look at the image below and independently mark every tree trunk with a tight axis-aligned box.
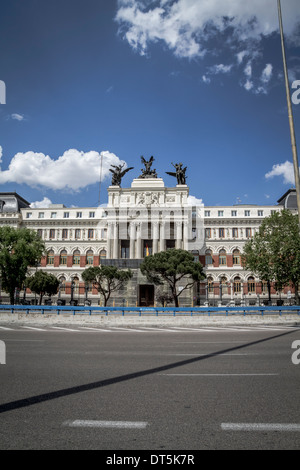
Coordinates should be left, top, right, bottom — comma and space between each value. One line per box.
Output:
294, 281, 299, 305
9, 289, 14, 305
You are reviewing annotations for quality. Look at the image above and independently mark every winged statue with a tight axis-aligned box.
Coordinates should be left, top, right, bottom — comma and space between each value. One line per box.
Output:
166, 162, 187, 185
109, 163, 134, 186
139, 156, 157, 178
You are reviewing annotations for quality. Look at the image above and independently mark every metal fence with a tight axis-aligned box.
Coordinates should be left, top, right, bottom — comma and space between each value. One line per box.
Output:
0, 304, 300, 316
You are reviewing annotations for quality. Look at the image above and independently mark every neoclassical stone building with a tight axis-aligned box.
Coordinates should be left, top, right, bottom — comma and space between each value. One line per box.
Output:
0, 171, 298, 306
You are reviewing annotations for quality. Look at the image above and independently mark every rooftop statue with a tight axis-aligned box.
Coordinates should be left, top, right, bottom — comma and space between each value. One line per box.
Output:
166, 162, 187, 185
139, 156, 158, 178
109, 163, 134, 186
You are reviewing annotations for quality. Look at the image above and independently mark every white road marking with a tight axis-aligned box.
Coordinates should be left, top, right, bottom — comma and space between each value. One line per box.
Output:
160, 373, 279, 376
166, 353, 258, 356
50, 326, 80, 332
79, 327, 112, 332
64, 420, 148, 429
221, 423, 300, 432
0, 326, 14, 330
20, 326, 47, 331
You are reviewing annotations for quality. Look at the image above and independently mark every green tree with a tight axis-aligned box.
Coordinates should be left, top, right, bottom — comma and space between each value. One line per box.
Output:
82, 265, 133, 306
26, 271, 59, 305
0, 226, 45, 304
242, 210, 300, 304
140, 248, 205, 307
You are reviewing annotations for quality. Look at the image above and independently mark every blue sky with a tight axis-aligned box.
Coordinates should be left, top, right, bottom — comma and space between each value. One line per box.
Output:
0, 0, 300, 208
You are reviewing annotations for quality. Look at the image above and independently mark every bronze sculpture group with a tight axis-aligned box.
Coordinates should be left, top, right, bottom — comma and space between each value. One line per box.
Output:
109, 156, 187, 186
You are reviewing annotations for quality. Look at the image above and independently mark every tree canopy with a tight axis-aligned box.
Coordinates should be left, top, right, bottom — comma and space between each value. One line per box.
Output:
26, 271, 59, 305
242, 210, 300, 303
0, 226, 45, 304
82, 265, 133, 306
140, 248, 205, 307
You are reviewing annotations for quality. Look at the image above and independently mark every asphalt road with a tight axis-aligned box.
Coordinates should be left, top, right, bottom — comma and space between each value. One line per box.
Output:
0, 323, 299, 451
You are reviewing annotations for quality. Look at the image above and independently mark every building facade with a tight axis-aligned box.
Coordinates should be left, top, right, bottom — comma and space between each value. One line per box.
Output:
0, 180, 298, 306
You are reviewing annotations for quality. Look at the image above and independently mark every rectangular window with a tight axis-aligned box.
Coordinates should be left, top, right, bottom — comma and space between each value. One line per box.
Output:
37, 229, 43, 238
51, 212, 57, 218
100, 228, 107, 239
218, 210, 224, 217
89, 211, 95, 218
88, 229, 94, 239
205, 228, 211, 239
75, 229, 81, 239
258, 210, 263, 216
246, 228, 252, 238
76, 212, 82, 218
38, 212, 44, 219
232, 228, 238, 238
26, 212, 32, 218
219, 228, 225, 238
62, 229, 68, 239
49, 229, 55, 239
244, 210, 250, 216
63, 212, 69, 218
204, 210, 210, 217
121, 240, 130, 259
231, 210, 237, 217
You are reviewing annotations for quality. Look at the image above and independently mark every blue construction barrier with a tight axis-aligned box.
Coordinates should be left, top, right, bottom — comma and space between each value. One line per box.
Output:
0, 304, 300, 317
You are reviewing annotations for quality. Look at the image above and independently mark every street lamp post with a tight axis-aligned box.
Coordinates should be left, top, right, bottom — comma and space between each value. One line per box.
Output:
70, 280, 75, 305
277, 0, 300, 228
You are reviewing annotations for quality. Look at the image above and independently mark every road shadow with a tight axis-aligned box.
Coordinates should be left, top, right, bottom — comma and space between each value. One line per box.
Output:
0, 329, 296, 414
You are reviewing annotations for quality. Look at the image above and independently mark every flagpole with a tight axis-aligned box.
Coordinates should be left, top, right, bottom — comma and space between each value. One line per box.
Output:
277, 0, 300, 227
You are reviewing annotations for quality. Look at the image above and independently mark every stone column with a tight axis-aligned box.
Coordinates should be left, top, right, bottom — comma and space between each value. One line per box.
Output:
130, 223, 135, 259
136, 223, 142, 259
160, 222, 165, 252
113, 222, 119, 259
153, 221, 159, 254
176, 221, 182, 249
107, 222, 112, 258
183, 221, 189, 250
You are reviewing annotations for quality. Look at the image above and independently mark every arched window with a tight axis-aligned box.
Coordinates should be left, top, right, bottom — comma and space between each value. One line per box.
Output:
207, 276, 214, 293
233, 249, 241, 265
72, 276, 79, 293
219, 249, 227, 265
47, 250, 54, 265
248, 276, 256, 293
205, 249, 213, 266
59, 276, 66, 293
234, 276, 241, 293
220, 276, 228, 295
59, 250, 67, 265
100, 249, 106, 261
73, 250, 80, 265
86, 250, 94, 265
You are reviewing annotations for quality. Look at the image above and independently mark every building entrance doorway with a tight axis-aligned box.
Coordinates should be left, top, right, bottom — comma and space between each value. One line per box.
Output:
138, 284, 154, 307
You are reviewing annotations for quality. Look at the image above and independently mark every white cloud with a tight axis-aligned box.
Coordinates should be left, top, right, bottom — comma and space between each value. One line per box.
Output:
30, 197, 53, 208
0, 149, 127, 191
244, 62, 252, 78
187, 195, 204, 206
261, 63, 273, 83
208, 64, 233, 75
244, 79, 254, 91
11, 113, 25, 121
116, 0, 300, 59
202, 75, 211, 84
265, 161, 296, 185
